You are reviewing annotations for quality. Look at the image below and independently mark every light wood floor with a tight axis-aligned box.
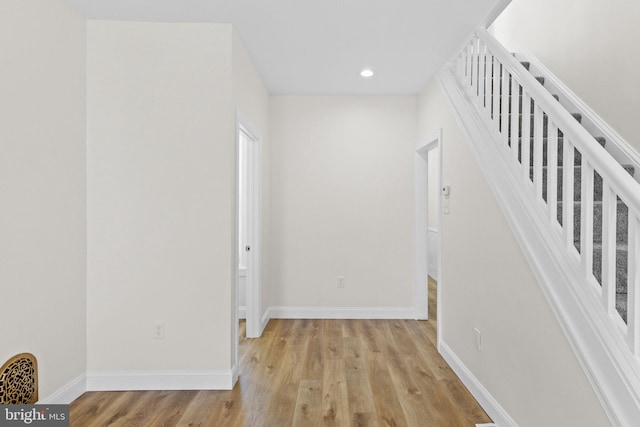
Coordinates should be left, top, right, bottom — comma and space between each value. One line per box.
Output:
70, 279, 491, 426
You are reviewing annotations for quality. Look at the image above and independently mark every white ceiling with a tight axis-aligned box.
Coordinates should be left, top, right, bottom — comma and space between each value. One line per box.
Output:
67, 0, 505, 95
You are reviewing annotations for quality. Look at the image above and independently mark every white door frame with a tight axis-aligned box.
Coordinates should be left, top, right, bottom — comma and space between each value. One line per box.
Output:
236, 113, 263, 341
414, 128, 442, 320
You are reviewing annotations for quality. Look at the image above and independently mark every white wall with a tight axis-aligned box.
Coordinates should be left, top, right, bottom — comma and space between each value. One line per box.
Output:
0, 0, 86, 400
87, 21, 236, 378
492, 0, 640, 150
418, 78, 611, 426
269, 96, 417, 311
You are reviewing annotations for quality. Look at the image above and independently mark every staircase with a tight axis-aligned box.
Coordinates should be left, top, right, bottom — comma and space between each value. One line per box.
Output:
510, 61, 636, 322
439, 27, 640, 427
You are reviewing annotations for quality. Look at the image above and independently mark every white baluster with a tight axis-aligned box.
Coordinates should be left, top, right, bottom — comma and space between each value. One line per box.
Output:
547, 122, 559, 225
581, 162, 594, 279
476, 38, 482, 99
602, 184, 617, 316
478, 42, 486, 111
533, 105, 544, 200
470, 41, 477, 99
510, 78, 520, 164
501, 67, 510, 147
465, 44, 472, 92
563, 138, 575, 250
492, 59, 501, 133
485, 52, 493, 119
521, 91, 531, 181
628, 214, 640, 355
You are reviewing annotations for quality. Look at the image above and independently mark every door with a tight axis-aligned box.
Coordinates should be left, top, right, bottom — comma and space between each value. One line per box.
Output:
237, 122, 262, 339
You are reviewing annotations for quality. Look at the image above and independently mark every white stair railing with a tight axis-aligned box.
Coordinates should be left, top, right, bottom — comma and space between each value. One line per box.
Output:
454, 28, 640, 356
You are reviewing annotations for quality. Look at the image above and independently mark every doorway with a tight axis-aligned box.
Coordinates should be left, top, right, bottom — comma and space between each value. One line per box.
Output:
415, 129, 442, 331
236, 117, 262, 340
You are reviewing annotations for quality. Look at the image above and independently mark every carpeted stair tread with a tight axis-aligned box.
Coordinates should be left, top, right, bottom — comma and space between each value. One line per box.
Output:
617, 299, 628, 323
591, 241, 631, 251
558, 200, 629, 244
544, 164, 635, 176
591, 244, 629, 292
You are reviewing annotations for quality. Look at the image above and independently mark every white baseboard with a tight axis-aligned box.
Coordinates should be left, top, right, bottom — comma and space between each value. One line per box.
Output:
439, 341, 516, 427
86, 370, 235, 391
238, 305, 247, 320
230, 364, 239, 388
267, 306, 416, 319
38, 373, 87, 404
261, 308, 271, 333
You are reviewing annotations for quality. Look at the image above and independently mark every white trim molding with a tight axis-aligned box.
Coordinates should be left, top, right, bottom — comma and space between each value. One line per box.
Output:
261, 308, 271, 334
87, 370, 236, 391
428, 227, 440, 281
440, 342, 517, 427
38, 373, 87, 404
266, 306, 416, 320
482, 0, 512, 28
231, 364, 239, 388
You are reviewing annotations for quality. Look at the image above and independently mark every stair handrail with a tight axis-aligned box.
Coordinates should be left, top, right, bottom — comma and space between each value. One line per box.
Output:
474, 27, 640, 216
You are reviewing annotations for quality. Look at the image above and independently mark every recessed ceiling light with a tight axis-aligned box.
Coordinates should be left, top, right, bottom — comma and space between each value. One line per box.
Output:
360, 68, 374, 78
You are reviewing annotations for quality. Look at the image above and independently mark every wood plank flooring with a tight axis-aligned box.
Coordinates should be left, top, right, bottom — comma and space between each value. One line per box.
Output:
70, 278, 491, 426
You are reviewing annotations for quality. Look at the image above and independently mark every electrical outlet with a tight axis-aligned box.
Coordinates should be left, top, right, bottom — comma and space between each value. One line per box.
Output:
474, 328, 482, 350
153, 321, 166, 339
337, 276, 345, 288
